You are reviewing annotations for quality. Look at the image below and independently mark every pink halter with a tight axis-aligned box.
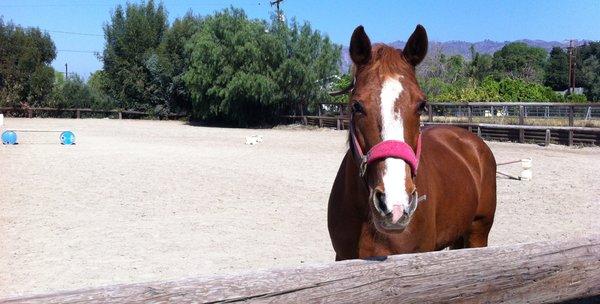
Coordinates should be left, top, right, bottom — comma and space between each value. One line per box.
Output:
350, 118, 422, 178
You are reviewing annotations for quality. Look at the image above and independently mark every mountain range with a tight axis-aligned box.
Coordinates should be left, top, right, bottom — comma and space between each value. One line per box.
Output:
340, 39, 588, 72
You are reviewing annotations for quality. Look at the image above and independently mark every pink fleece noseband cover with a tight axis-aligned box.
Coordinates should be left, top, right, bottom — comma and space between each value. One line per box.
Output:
350, 119, 421, 177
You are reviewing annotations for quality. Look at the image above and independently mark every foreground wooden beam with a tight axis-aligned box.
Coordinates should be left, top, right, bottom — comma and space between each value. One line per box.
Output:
2, 236, 599, 304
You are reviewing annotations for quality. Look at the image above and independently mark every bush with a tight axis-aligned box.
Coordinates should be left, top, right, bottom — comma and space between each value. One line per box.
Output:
423, 76, 562, 102
183, 8, 340, 126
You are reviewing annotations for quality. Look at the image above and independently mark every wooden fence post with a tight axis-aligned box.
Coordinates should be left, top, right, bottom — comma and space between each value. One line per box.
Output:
477, 126, 482, 138
545, 129, 551, 146
318, 105, 323, 127
518, 105, 525, 143
568, 106, 574, 146
467, 104, 473, 132
428, 104, 433, 122
28, 109, 33, 118
118, 111, 123, 120
76, 109, 81, 119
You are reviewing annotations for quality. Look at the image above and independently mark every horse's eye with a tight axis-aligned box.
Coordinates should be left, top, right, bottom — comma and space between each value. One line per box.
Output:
352, 101, 364, 114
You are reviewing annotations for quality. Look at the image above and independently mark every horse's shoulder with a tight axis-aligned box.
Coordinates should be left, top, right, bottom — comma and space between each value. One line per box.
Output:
421, 125, 494, 160
423, 125, 480, 144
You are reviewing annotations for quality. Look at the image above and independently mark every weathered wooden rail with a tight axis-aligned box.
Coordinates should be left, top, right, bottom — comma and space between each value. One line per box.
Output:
284, 102, 600, 146
0, 107, 187, 120
2, 235, 599, 303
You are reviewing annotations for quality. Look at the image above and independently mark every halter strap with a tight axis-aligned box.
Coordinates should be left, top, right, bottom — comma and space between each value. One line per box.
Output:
349, 117, 422, 178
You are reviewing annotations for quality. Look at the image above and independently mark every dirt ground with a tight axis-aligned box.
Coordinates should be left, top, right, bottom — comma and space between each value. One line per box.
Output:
1, 118, 599, 298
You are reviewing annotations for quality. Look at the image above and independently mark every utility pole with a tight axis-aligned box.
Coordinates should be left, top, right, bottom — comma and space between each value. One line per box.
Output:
567, 40, 575, 94
65, 63, 68, 79
270, 0, 285, 22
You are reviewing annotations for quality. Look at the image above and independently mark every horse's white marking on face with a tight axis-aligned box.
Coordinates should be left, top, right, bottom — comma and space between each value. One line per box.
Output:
380, 77, 409, 212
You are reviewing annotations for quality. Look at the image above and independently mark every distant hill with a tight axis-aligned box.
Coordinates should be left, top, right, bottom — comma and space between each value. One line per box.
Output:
340, 39, 589, 73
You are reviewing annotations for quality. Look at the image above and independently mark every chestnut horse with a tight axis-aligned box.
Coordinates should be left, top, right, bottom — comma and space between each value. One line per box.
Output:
328, 25, 497, 260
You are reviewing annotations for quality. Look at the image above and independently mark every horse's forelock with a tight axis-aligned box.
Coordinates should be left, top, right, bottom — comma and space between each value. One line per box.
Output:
366, 44, 412, 81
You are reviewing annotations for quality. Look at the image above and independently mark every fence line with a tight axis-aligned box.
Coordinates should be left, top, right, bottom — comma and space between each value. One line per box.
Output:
2, 235, 599, 303
285, 102, 600, 146
0, 107, 187, 120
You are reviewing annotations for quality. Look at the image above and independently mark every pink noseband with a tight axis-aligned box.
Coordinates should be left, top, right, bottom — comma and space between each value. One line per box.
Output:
350, 119, 422, 178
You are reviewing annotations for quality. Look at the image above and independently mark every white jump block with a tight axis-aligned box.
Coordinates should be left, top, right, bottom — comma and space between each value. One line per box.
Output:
245, 135, 264, 145
520, 158, 532, 181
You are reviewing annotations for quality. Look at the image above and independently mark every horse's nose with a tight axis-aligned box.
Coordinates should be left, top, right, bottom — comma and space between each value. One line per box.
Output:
373, 187, 409, 223
373, 188, 393, 216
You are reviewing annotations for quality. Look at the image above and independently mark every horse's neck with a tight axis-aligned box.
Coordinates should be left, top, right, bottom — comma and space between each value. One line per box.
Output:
344, 150, 371, 217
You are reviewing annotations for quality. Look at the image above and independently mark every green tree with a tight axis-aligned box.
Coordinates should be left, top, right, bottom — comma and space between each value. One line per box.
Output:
581, 55, 600, 100
331, 74, 352, 103
492, 42, 547, 82
468, 45, 494, 82
269, 16, 341, 114
577, 42, 600, 101
101, 0, 169, 113
183, 8, 340, 126
544, 47, 569, 91
88, 70, 118, 110
50, 73, 92, 109
0, 18, 56, 107
156, 12, 202, 113
442, 54, 467, 83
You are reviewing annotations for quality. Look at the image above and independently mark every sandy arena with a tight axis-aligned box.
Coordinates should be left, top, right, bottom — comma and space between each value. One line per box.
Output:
1, 118, 599, 297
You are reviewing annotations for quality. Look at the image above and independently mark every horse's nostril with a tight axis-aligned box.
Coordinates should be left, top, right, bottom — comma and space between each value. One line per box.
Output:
375, 191, 389, 214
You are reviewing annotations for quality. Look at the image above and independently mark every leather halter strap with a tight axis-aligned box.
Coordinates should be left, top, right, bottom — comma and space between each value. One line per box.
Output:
349, 117, 422, 178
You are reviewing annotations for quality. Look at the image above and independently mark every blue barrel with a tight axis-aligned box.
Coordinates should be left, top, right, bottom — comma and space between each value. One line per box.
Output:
60, 131, 76, 145
1, 130, 17, 145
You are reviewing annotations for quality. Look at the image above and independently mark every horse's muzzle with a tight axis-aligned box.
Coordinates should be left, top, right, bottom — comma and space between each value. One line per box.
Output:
372, 189, 425, 232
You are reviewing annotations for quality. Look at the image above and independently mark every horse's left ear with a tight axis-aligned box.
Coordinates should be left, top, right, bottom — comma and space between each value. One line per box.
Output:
403, 25, 428, 66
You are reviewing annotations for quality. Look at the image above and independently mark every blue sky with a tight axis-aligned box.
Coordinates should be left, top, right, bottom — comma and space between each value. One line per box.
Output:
1, 0, 599, 78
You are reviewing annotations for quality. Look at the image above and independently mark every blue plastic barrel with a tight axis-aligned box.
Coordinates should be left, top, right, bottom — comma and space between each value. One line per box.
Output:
1, 130, 17, 145
60, 131, 76, 145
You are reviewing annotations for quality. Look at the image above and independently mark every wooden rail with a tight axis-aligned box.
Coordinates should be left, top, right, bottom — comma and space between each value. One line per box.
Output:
424, 122, 600, 146
427, 102, 600, 107
0, 107, 187, 120
2, 235, 599, 303
285, 102, 600, 146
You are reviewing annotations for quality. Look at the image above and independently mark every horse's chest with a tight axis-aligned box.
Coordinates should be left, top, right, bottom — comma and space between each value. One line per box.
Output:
357, 223, 423, 257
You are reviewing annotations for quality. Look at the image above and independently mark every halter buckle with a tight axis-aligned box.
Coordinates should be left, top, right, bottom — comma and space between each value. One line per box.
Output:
359, 156, 368, 177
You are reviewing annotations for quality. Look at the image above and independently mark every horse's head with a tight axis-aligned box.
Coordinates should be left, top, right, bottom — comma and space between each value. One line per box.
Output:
347, 25, 428, 233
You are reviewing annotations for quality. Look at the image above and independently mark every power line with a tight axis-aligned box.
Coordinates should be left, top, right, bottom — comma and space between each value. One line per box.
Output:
57, 49, 100, 54
3, 44, 100, 54
48, 30, 103, 37
0, 1, 262, 8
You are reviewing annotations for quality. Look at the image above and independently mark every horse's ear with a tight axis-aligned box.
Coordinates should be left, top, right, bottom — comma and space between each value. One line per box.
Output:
350, 25, 372, 66
403, 24, 428, 66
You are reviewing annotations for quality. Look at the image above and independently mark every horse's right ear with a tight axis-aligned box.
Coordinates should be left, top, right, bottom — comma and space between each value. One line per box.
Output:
350, 25, 372, 66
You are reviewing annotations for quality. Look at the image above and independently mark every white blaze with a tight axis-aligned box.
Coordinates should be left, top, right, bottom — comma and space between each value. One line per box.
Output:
380, 77, 409, 212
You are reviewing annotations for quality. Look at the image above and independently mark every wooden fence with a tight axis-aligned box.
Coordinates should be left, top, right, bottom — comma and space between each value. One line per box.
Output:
1, 235, 599, 303
283, 102, 600, 146
0, 107, 187, 120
